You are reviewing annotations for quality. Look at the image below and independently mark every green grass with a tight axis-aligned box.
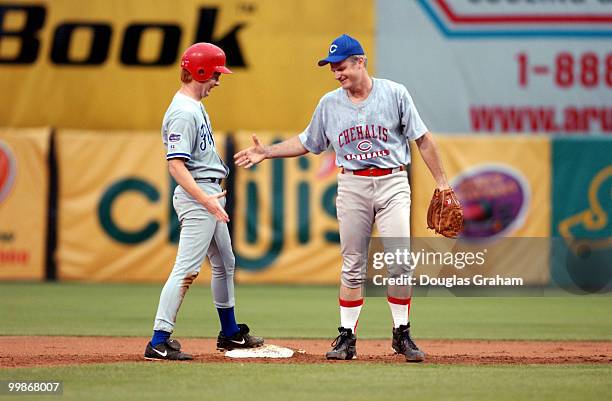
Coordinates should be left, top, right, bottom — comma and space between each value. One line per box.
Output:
0, 363, 610, 401
1, 282, 611, 340
1, 283, 610, 401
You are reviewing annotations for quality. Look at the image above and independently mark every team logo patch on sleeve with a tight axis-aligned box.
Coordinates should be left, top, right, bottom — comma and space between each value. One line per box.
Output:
169, 133, 182, 142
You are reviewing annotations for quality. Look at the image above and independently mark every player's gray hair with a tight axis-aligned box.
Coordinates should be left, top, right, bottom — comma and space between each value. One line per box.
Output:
349, 55, 368, 68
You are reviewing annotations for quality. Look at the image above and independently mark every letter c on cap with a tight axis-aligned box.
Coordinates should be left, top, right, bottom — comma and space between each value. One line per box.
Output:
329, 44, 337, 53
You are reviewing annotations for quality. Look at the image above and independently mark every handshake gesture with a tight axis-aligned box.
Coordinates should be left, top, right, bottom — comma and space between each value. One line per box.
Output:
234, 134, 266, 169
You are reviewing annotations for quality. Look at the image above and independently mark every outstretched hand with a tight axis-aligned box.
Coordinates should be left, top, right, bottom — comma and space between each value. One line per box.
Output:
234, 134, 266, 169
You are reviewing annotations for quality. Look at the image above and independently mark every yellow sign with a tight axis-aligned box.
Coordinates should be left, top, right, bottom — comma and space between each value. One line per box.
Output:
410, 135, 552, 284
0, 128, 50, 280
232, 132, 342, 284
55, 130, 345, 283
411, 135, 550, 238
0, 0, 374, 132
56, 130, 196, 282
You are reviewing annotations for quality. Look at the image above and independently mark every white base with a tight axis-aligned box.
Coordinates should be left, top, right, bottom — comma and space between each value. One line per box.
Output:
225, 344, 294, 359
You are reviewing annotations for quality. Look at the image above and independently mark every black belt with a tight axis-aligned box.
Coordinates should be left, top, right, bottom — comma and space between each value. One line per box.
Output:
196, 178, 223, 184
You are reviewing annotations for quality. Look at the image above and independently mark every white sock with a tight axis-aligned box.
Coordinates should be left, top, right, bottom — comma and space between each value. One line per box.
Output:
339, 298, 364, 333
388, 297, 411, 328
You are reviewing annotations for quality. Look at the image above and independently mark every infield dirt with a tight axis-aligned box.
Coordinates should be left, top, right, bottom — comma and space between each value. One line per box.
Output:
1, 337, 610, 368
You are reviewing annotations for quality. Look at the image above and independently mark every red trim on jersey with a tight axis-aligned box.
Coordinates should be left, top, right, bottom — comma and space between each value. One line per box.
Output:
339, 298, 364, 308
387, 296, 411, 305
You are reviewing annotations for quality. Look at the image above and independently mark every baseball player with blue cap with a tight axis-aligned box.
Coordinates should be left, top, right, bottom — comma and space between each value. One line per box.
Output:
144, 42, 264, 361
235, 34, 454, 362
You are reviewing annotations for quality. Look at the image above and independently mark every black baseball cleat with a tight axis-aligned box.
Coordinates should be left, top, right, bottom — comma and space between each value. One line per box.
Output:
144, 338, 193, 361
326, 327, 357, 360
216, 324, 264, 351
392, 323, 425, 362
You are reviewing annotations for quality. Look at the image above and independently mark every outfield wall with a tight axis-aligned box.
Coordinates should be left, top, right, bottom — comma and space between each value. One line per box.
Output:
0, 0, 374, 132
1, 129, 610, 288
1, 0, 609, 135
0, 1, 609, 285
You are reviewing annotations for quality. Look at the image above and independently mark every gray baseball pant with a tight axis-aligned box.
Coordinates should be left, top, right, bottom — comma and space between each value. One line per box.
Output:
336, 171, 413, 298
154, 182, 235, 333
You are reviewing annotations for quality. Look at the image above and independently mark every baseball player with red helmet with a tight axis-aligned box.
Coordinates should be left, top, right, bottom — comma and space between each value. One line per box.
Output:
234, 34, 452, 362
145, 43, 264, 361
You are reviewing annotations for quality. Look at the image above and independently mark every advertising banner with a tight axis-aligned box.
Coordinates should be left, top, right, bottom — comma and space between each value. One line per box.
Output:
410, 135, 551, 284
0, 128, 50, 280
56, 130, 188, 282
377, 0, 611, 135
551, 138, 612, 293
231, 132, 342, 284
0, 0, 374, 132
55, 130, 344, 284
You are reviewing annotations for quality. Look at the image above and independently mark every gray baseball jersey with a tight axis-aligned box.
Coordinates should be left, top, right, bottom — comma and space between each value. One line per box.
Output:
299, 78, 428, 169
161, 92, 228, 179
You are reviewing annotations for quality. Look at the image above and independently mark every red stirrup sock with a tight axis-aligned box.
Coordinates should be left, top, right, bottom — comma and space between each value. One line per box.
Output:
339, 298, 364, 333
387, 296, 411, 328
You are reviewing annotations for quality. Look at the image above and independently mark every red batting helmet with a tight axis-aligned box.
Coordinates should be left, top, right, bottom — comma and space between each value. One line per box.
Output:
180, 43, 232, 82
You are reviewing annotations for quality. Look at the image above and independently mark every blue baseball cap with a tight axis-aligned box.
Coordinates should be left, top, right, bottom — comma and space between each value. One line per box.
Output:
317, 34, 365, 66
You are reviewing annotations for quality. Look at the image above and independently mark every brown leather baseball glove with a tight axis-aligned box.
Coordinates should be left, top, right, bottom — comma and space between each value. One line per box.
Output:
427, 188, 464, 238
